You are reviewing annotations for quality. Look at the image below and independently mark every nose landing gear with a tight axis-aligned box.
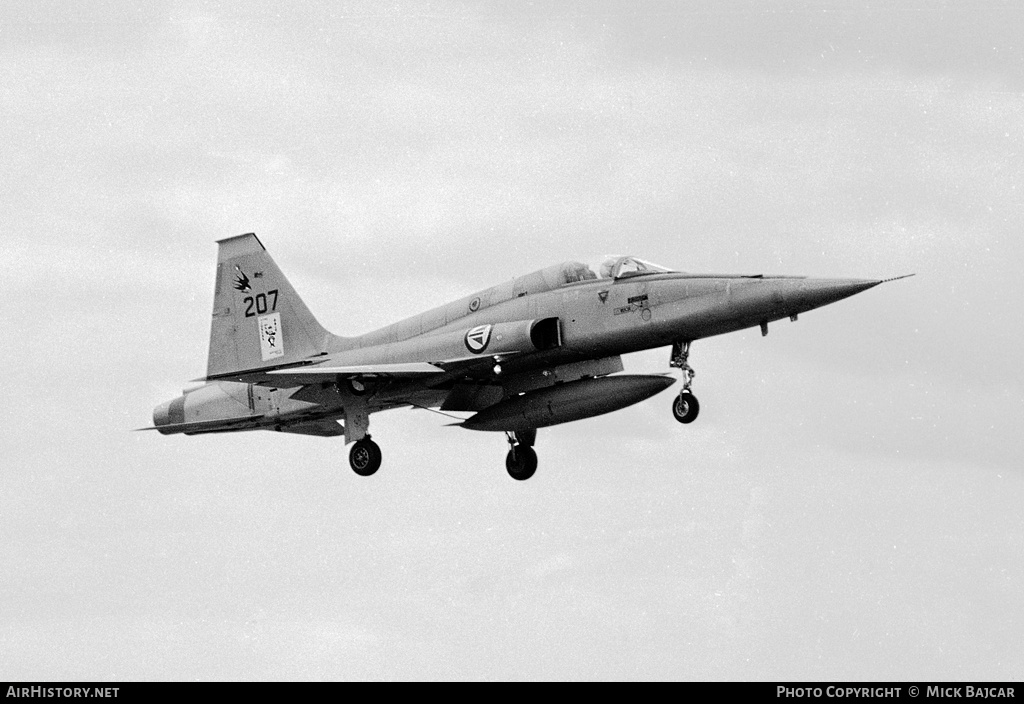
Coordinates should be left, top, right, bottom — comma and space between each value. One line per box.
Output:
669, 340, 700, 424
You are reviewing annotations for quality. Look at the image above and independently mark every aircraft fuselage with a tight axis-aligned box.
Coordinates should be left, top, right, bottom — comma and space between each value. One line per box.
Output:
331, 272, 879, 372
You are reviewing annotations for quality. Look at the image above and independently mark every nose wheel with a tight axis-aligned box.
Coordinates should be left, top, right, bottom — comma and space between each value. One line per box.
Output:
672, 391, 700, 424
669, 340, 700, 424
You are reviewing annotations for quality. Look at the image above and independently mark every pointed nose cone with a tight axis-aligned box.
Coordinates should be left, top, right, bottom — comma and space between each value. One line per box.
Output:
798, 278, 883, 311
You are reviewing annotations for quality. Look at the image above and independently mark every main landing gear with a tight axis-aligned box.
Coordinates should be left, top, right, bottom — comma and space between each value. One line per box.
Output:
349, 436, 382, 476
669, 340, 700, 424
505, 429, 538, 481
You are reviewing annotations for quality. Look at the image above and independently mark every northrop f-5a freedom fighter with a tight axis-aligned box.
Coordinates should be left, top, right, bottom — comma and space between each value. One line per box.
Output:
145, 234, 909, 480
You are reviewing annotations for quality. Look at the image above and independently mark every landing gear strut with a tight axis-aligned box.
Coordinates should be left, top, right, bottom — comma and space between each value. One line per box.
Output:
505, 429, 537, 481
349, 436, 382, 476
669, 340, 700, 424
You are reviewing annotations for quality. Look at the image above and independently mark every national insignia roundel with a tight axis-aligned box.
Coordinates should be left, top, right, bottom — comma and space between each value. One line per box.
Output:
464, 324, 493, 354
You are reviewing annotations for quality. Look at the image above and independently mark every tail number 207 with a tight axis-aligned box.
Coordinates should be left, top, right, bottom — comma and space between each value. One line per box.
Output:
243, 289, 279, 317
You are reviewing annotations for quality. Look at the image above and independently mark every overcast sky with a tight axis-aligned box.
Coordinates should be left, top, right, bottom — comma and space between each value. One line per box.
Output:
1, 0, 1022, 681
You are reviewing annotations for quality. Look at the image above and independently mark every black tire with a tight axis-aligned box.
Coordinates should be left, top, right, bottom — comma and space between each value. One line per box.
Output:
349, 438, 382, 476
505, 445, 538, 481
672, 392, 700, 424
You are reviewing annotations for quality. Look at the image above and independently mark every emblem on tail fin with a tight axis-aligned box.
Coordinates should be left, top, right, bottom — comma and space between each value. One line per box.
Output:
233, 268, 251, 292
258, 312, 284, 360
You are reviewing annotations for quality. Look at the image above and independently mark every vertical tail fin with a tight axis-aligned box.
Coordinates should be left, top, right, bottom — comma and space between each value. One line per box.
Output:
206, 233, 340, 377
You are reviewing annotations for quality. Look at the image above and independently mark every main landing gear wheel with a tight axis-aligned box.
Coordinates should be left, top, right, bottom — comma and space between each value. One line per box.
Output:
672, 391, 700, 424
349, 437, 382, 476
504, 429, 538, 481
505, 445, 538, 481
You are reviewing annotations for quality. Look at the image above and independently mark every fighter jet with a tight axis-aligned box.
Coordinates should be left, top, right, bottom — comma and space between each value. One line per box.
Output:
144, 233, 910, 480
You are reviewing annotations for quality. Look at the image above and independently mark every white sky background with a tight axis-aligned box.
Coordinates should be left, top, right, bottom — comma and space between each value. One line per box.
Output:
1, 0, 1022, 681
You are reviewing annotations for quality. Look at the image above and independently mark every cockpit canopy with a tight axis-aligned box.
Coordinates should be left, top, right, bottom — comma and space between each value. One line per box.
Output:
556, 255, 675, 286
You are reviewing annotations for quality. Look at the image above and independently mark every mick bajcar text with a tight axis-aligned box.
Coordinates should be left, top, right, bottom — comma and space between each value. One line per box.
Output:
777, 687, 1015, 699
